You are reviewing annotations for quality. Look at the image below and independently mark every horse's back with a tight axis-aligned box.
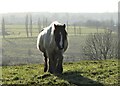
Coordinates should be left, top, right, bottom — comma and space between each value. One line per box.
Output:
37, 27, 47, 52
37, 31, 44, 52
37, 26, 53, 52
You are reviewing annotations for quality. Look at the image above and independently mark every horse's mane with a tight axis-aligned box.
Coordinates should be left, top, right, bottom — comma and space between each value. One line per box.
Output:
41, 21, 63, 31
50, 21, 64, 32
50, 21, 63, 26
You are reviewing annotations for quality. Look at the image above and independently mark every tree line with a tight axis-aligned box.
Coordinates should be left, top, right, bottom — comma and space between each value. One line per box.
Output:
1, 14, 117, 38
1, 14, 48, 38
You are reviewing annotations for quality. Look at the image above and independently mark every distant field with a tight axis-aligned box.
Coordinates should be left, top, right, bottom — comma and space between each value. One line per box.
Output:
4, 24, 105, 38
1, 25, 118, 86
67, 26, 105, 34
2, 59, 119, 85
2, 35, 86, 65
1, 25, 117, 65
4, 25, 39, 38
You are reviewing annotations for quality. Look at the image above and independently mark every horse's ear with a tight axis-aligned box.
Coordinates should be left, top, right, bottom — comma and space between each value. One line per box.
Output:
63, 24, 66, 28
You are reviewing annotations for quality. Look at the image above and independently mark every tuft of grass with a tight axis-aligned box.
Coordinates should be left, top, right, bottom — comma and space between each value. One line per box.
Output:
2, 59, 119, 85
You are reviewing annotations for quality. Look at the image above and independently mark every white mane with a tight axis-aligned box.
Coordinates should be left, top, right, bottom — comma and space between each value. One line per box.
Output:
50, 21, 63, 26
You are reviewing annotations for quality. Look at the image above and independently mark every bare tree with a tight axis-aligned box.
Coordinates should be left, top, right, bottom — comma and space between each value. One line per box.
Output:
29, 14, 32, 37
82, 31, 117, 60
66, 20, 69, 31
118, 2, 120, 59
2, 17, 5, 38
74, 24, 76, 35
118, 26, 120, 59
79, 26, 81, 35
25, 14, 29, 37
42, 18, 44, 28
109, 36, 118, 58
45, 18, 48, 27
38, 18, 41, 33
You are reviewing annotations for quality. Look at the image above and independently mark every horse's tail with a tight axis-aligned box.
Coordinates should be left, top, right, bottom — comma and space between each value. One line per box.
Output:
37, 33, 45, 52
37, 33, 41, 50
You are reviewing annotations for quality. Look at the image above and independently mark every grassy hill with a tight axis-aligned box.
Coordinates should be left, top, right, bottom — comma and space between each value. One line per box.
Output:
2, 59, 119, 85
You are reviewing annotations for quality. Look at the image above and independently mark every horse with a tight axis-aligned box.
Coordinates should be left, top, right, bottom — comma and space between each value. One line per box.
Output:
37, 21, 68, 74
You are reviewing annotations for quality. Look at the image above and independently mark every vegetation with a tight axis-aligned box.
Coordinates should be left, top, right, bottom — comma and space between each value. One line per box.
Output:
2, 35, 85, 65
1, 24, 117, 65
82, 31, 118, 60
1, 17, 6, 38
2, 24, 106, 38
1, 13, 118, 85
0, 12, 117, 26
2, 59, 119, 85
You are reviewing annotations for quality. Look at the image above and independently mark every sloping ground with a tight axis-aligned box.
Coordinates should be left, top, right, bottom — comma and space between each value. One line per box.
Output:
2, 59, 119, 85
2, 36, 85, 66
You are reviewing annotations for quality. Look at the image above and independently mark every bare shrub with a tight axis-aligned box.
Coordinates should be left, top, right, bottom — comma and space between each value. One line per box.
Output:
82, 31, 118, 60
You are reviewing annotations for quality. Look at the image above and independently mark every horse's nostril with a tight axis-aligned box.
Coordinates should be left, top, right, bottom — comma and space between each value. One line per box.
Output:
60, 47, 64, 50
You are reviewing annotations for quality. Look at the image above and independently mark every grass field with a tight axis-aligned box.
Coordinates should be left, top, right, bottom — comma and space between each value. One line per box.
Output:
4, 24, 106, 38
2, 59, 119, 85
2, 35, 86, 65
1, 24, 118, 85
1, 25, 117, 65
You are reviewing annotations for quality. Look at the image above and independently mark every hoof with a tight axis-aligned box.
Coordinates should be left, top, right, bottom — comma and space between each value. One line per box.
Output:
56, 67, 63, 74
44, 67, 47, 72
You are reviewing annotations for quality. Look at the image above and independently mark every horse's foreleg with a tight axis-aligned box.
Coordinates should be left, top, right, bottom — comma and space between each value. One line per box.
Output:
48, 53, 56, 74
56, 55, 63, 74
44, 52, 48, 72
54, 55, 57, 73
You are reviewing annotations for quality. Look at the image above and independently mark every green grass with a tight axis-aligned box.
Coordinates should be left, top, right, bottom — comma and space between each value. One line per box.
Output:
2, 33, 117, 65
2, 37, 44, 65
3, 24, 106, 38
0, 67, 2, 84
67, 26, 105, 34
2, 37, 37, 58
1, 25, 118, 85
2, 24, 106, 59
2, 59, 119, 85
2, 35, 86, 65
4, 25, 39, 38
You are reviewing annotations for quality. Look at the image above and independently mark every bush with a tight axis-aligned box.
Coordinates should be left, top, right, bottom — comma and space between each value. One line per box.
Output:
82, 30, 118, 60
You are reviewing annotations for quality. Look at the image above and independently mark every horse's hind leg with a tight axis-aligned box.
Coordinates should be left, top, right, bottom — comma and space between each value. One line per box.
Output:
43, 52, 48, 72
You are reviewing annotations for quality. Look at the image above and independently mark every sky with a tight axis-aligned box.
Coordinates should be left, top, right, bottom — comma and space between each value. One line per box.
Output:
0, 0, 119, 13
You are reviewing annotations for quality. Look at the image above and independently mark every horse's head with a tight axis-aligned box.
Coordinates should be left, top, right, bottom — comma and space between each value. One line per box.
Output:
54, 24, 67, 50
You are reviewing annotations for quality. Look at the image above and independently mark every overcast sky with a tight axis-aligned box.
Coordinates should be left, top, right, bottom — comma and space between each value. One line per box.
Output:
0, 0, 119, 13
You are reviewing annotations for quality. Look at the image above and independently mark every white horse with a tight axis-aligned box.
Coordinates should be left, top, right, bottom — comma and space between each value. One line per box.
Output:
37, 21, 68, 74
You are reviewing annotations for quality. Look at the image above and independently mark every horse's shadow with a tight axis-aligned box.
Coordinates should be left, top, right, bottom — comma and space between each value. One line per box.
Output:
56, 71, 104, 86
